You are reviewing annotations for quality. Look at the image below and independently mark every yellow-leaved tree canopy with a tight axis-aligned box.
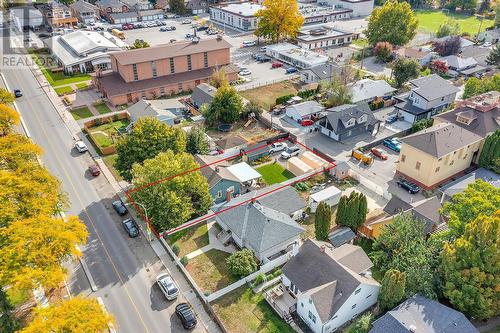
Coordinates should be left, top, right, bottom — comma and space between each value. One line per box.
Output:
0, 104, 20, 136
254, 0, 304, 43
20, 296, 114, 333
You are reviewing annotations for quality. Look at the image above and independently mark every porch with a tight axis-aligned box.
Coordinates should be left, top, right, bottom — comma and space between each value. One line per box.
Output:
264, 283, 297, 324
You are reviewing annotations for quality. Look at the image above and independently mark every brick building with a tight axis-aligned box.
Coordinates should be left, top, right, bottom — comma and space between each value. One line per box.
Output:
94, 37, 239, 106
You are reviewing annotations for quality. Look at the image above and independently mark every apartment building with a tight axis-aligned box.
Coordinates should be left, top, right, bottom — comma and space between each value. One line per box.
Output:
71, 0, 100, 24
209, 2, 263, 31
94, 37, 239, 106
41, 2, 78, 27
396, 123, 483, 190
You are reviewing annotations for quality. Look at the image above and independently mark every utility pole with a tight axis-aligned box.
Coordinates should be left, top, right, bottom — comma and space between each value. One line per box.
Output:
476, 14, 484, 41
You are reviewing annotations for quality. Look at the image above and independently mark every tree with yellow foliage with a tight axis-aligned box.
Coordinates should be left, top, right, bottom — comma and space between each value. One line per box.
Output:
0, 104, 20, 136
0, 215, 88, 290
0, 88, 15, 104
255, 0, 304, 43
20, 296, 113, 333
0, 133, 42, 171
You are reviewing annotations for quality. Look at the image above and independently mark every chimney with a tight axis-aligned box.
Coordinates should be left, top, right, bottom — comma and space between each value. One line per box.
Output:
225, 189, 232, 202
215, 166, 220, 172
320, 245, 326, 253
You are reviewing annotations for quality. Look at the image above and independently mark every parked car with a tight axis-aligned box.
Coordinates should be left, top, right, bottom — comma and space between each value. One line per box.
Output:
383, 138, 401, 152
253, 53, 264, 61
239, 69, 251, 76
88, 164, 100, 177
206, 29, 218, 35
386, 114, 398, 124
258, 56, 271, 63
260, 46, 267, 52
182, 19, 191, 24
371, 147, 388, 160
271, 62, 283, 68
121, 218, 139, 237
112, 200, 128, 216
175, 303, 197, 329
301, 119, 314, 127
74, 140, 88, 153
160, 26, 169, 31
281, 146, 300, 159
269, 142, 288, 154
170, 26, 176, 30
156, 273, 179, 300
242, 40, 256, 47
13, 89, 22, 97
397, 178, 420, 194
185, 33, 194, 39
196, 25, 208, 31
38, 32, 51, 38
482, 42, 492, 47
285, 67, 298, 74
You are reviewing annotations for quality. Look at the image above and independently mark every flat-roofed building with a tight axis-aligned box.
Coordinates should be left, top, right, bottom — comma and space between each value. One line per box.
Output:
321, 0, 374, 17
299, 3, 352, 24
209, 2, 262, 31
94, 37, 239, 106
297, 24, 358, 50
266, 42, 329, 69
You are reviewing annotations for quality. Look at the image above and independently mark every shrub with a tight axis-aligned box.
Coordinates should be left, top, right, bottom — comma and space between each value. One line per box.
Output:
373, 41, 393, 62
269, 268, 282, 279
226, 249, 258, 277
275, 94, 296, 105
253, 273, 266, 287
297, 89, 317, 99
172, 244, 180, 256
294, 182, 310, 192
180, 256, 188, 266
410, 118, 433, 133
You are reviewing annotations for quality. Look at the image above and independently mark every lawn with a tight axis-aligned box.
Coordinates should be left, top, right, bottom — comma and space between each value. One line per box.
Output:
415, 10, 494, 35
185, 249, 237, 293
256, 163, 295, 185
94, 102, 113, 114
352, 38, 369, 48
91, 132, 113, 147
90, 119, 130, 134
30, 52, 91, 87
102, 154, 123, 181
240, 80, 299, 111
167, 223, 209, 257
54, 85, 74, 96
88, 119, 129, 150
212, 286, 295, 333
70, 106, 93, 120
76, 82, 89, 90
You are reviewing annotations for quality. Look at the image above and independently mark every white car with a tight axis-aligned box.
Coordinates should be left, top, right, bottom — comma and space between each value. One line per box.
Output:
156, 273, 179, 301
260, 46, 267, 52
182, 19, 191, 24
482, 42, 492, 47
242, 40, 256, 47
281, 146, 300, 159
269, 142, 288, 154
74, 140, 88, 153
239, 69, 252, 76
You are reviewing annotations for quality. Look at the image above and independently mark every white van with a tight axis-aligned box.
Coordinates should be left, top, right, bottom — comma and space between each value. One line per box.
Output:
242, 40, 256, 47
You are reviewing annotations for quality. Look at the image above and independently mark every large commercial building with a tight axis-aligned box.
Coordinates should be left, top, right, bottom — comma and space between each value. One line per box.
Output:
321, 0, 374, 17
298, 3, 352, 24
266, 42, 329, 69
94, 37, 239, 106
296, 23, 358, 50
209, 2, 263, 31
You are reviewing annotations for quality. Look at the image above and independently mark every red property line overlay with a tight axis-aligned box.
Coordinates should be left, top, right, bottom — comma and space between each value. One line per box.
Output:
124, 138, 336, 238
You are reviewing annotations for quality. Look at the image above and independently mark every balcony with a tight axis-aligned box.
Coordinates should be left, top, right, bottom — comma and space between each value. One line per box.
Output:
264, 283, 296, 323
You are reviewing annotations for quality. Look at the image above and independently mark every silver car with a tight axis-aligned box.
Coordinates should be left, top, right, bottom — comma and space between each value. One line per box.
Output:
156, 273, 179, 301
74, 140, 88, 153
281, 146, 300, 159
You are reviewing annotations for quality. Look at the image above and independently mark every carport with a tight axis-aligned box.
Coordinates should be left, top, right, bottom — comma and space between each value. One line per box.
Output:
227, 162, 262, 183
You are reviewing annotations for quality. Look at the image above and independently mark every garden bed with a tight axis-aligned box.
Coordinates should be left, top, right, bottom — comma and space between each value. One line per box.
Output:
166, 223, 209, 257
212, 286, 294, 333
256, 163, 295, 185
185, 249, 237, 293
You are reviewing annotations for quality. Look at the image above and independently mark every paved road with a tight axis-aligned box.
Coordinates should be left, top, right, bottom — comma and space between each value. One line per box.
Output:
1, 64, 190, 332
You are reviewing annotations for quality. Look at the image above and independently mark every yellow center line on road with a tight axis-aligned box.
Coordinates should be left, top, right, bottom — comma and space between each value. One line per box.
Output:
31, 107, 151, 333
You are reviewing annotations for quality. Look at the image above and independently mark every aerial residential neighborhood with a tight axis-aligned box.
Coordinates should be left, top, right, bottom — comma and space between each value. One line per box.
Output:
0, 0, 499, 332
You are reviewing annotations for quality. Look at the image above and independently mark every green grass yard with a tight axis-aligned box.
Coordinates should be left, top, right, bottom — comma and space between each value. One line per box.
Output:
256, 163, 295, 185
54, 86, 74, 96
186, 249, 237, 293
102, 154, 123, 181
212, 287, 295, 333
166, 223, 209, 257
70, 106, 93, 120
91, 132, 113, 147
30, 52, 91, 87
415, 10, 494, 35
76, 82, 89, 90
94, 102, 113, 114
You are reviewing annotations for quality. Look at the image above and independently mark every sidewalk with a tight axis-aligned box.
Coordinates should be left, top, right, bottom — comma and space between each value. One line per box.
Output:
26, 53, 221, 333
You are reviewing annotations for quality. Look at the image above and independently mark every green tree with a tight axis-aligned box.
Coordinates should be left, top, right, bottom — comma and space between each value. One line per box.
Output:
0, 288, 18, 333
131, 39, 150, 49
210, 67, 227, 89
365, 0, 418, 46
486, 44, 500, 68
344, 313, 373, 333
442, 179, 500, 239
131, 151, 212, 232
478, 0, 491, 13
204, 84, 243, 126
379, 269, 407, 311
315, 202, 332, 241
391, 57, 421, 87
462, 74, 500, 99
436, 19, 461, 38
186, 126, 209, 155
254, 0, 304, 43
226, 249, 257, 277
410, 118, 433, 133
242, 100, 263, 119
479, 130, 500, 173
0, 88, 15, 104
371, 213, 436, 298
0, 104, 20, 136
169, 0, 190, 14
115, 117, 186, 181
324, 74, 353, 107
442, 211, 500, 319
335, 192, 367, 231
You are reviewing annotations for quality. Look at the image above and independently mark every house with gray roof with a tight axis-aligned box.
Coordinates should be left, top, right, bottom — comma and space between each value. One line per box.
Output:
213, 186, 306, 262
438, 54, 486, 78
370, 294, 478, 333
439, 168, 500, 203
265, 240, 379, 333
71, 0, 100, 24
394, 74, 459, 124
460, 45, 492, 67
300, 63, 342, 84
478, 27, 500, 44
127, 99, 185, 126
318, 103, 381, 141
286, 100, 324, 122
191, 83, 217, 109
350, 79, 396, 104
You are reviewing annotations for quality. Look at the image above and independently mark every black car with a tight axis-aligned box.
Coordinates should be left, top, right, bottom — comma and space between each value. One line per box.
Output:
175, 303, 197, 329
112, 200, 128, 216
258, 56, 271, 63
121, 218, 139, 237
397, 178, 420, 194
14, 89, 22, 98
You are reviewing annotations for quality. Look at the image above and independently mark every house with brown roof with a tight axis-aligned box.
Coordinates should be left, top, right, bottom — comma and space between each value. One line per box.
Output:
264, 240, 379, 332
396, 123, 483, 190
93, 37, 239, 106
394, 46, 433, 66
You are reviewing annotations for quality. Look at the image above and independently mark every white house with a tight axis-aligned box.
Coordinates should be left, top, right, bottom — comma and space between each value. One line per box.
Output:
265, 240, 380, 333
308, 185, 341, 213
286, 100, 324, 122
350, 79, 396, 104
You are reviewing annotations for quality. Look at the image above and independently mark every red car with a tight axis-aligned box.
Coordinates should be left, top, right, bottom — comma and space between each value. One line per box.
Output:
301, 119, 314, 127
271, 62, 283, 68
371, 147, 388, 160
88, 164, 101, 177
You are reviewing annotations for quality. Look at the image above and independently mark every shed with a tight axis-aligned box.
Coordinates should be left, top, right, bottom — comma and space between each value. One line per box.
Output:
226, 162, 262, 183
287, 157, 312, 176
331, 161, 349, 180
329, 227, 356, 247
301, 150, 329, 169
308, 185, 341, 212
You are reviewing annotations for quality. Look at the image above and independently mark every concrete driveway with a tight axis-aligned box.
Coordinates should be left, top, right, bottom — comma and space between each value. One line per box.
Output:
355, 56, 392, 77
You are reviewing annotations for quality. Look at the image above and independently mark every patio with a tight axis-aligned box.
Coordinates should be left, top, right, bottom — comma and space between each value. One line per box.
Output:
264, 283, 297, 323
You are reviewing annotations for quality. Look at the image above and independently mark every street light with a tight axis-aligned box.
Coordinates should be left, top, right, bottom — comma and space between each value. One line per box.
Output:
125, 202, 153, 242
